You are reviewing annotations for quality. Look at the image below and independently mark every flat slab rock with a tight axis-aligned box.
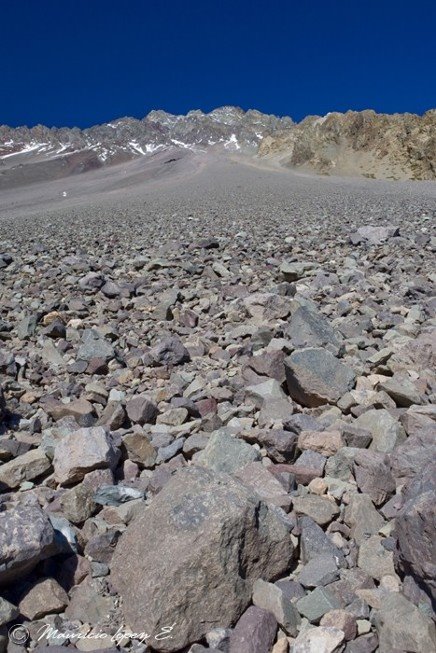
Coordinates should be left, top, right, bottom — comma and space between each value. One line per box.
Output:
291, 626, 345, 653
110, 465, 293, 652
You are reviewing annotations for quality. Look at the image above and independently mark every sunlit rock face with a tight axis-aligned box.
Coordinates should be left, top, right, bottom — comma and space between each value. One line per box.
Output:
259, 109, 436, 180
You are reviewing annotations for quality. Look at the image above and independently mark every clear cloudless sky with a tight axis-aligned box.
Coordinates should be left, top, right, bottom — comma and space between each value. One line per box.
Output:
1, 0, 435, 128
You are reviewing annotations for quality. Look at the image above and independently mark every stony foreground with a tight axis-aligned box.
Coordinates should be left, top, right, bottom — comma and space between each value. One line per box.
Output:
0, 162, 435, 653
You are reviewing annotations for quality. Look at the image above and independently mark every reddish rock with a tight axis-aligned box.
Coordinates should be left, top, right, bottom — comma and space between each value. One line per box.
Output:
126, 394, 158, 425
229, 606, 277, 653
321, 609, 357, 640
19, 577, 68, 619
298, 430, 343, 456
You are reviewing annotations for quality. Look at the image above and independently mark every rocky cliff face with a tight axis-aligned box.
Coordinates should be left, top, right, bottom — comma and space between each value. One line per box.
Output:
258, 109, 436, 180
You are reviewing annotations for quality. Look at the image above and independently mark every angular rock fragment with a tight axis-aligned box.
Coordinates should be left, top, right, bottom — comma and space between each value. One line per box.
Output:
53, 426, 120, 485
373, 592, 436, 653
196, 429, 260, 473
299, 516, 346, 567
293, 494, 339, 526
0, 505, 56, 585
285, 348, 355, 407
19, 577, 69, 619
353, 449, 395, 506
299, 554, 340, 588
0, 448, 51, 490
292, 626, 345, 653
0, 596, 18, 626
286, 303, 341, 352
151, 336, 190, 366
235, 462, 292, 510
320, 609, 357, 640
357, 535, 396, 580
252, 578, 300, 636
111, 466, 293, 651
394, 463, 436, 605
246, 429, 298, 463
296, 586, 341, 622
351, 225, 400, 245
354, 409, 404, 453
229, 606, 277, 653
44, 397, 96, 427
126, 394, 159, 425
280, 260, 318, 281
344, 494, 385, 545
77, 329, 115, 362
298, 430, 343, 456
377, 375, 423, 407
390, 429, 436, 484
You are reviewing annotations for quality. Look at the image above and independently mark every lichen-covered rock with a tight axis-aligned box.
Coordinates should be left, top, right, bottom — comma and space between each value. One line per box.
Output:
394, 463, 436, 605
110, 466, 293, 651
284, 348, 355, 407
0, 505, 56, 585
373, 592, 436, 652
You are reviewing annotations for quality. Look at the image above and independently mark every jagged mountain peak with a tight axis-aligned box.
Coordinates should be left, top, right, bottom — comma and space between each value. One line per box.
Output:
0, 106, 292, 175
1, 107, 435, 185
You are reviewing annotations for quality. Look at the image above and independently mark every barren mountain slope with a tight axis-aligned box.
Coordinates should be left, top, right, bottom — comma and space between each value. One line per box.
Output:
0, 150, 435, 652
259, 109, 436, 180
0, 107, 293, 189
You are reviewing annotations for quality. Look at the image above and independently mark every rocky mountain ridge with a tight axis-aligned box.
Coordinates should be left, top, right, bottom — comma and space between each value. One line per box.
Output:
1, 107, 435, 189
0, 106, 293, 165
259, 109, 436, 181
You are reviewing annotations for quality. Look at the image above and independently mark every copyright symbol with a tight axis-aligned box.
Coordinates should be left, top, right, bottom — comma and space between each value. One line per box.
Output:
8, 625, 30, 645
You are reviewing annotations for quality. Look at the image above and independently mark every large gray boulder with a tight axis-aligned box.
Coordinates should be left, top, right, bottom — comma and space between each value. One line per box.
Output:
0, 505, 56, 585
394, 463, 436, 606
373, 592, 435, 652
390, 430, 436, 485
110, 466, 293, 651
284, 348, 355, 407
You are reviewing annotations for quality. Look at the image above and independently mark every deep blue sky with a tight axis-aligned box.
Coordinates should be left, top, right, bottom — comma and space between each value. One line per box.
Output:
2, 0, 435, 128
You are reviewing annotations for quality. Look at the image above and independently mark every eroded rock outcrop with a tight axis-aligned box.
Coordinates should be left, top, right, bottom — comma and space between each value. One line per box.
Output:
259, 109, 436, 180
